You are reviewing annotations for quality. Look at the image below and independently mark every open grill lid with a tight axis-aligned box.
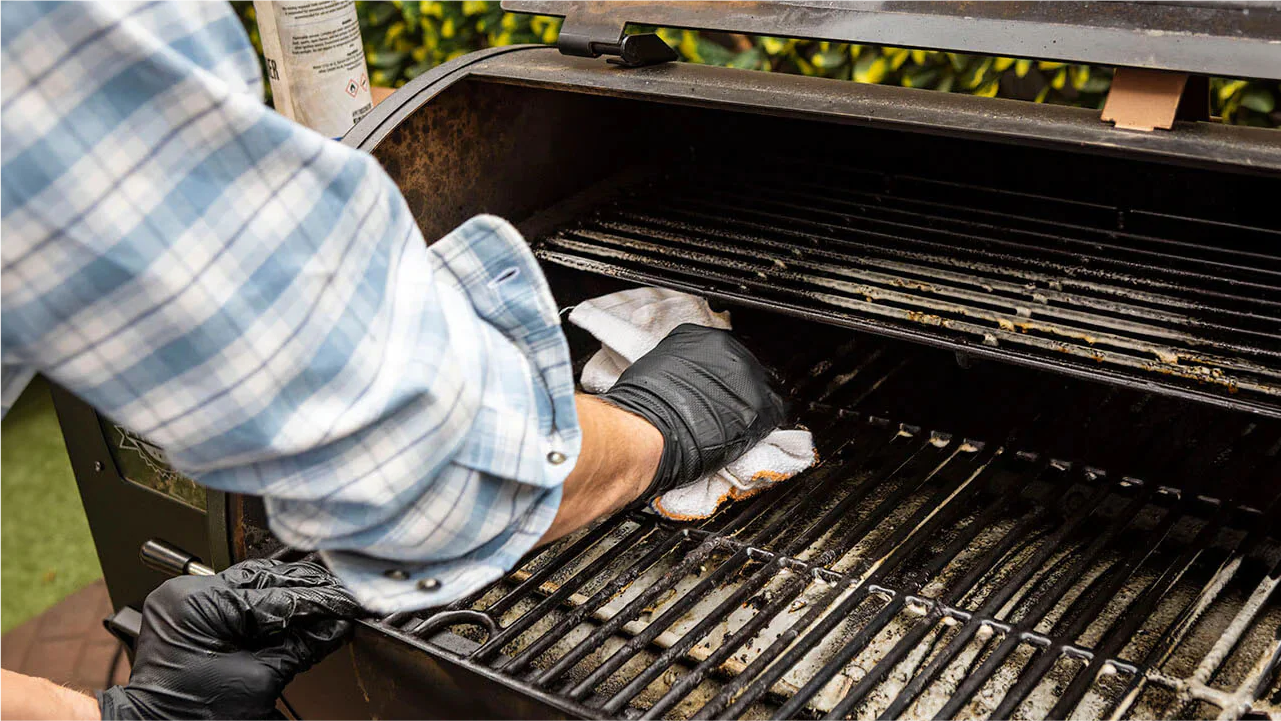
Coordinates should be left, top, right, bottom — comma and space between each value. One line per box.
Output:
503, 1, 1281, 81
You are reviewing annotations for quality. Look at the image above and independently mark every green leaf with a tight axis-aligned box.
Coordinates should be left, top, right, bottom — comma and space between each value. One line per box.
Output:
695, 37, 736, 66
1240, 87, 1276, 114
811, 48, 846, 70
901, 66, 939, 89
729, 47, 764, 70
1080, 75, 1111, 94
367, 50, 408, 69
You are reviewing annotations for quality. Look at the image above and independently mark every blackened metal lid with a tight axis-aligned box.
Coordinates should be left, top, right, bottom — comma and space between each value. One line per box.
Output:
503, 1, 1281, 81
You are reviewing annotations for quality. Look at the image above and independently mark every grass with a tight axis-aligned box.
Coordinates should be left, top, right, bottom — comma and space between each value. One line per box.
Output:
2, 376, 103, 633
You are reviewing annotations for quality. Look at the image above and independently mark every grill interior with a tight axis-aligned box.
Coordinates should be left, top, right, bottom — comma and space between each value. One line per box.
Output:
532, 152, 1281, 418
365, 297, 1281, 720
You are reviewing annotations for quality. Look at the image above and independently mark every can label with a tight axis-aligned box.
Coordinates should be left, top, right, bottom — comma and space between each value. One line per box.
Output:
254, 1, 373, 138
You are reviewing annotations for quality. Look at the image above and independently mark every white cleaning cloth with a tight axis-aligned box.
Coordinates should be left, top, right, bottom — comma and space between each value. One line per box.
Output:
568, 287, 817, 520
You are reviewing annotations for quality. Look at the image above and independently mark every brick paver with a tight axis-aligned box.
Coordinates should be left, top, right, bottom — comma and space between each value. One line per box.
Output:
2, 580, 130, 692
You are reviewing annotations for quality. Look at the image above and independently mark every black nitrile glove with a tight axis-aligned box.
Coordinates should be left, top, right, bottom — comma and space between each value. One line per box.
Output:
599, 323, 786, 499
97, 559, 361, 720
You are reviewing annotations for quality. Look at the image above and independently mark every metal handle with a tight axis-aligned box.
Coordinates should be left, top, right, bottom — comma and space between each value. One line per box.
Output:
140, 538, 215, 577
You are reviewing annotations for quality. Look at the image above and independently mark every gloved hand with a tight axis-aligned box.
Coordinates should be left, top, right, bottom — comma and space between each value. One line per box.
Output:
599, 323, 786, 499
97, 559, 361, 720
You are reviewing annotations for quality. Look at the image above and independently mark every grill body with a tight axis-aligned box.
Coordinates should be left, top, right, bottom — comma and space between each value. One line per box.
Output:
282, 46, 1281, 719
56, 44, 1281, 720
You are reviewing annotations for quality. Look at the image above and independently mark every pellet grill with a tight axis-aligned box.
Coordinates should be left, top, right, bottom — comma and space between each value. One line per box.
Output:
54, 2, 1281, 719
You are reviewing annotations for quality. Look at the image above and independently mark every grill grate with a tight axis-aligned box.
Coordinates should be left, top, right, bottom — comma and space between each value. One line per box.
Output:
534, 156, 1281, 418
371, 325, 1281, 720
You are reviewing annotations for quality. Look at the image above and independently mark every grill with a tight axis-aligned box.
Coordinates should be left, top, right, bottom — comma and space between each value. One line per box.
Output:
358, 318, 1281, 720
59, 3, 1281, 719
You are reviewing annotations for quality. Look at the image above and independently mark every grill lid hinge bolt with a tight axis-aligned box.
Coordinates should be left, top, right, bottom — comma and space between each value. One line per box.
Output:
552, 10, 677, 69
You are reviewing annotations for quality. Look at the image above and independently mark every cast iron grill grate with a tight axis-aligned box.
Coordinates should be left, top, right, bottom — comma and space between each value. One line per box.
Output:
367, 329, 1281, 720
534, 155, 1281, 418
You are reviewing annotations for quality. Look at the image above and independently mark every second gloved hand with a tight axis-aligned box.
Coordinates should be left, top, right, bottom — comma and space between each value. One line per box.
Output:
97, 559, 361, 720
598, 323, 786, 500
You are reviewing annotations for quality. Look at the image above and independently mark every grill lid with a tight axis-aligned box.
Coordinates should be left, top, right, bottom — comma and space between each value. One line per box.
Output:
503, 1, 1281, 81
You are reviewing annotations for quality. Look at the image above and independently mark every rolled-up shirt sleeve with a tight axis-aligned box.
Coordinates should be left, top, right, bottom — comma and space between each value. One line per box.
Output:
0, 1, 580, 612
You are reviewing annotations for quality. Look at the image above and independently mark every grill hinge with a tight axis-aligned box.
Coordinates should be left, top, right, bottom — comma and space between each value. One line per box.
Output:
1100, 67, 1209, 131
554, 10, 677, 68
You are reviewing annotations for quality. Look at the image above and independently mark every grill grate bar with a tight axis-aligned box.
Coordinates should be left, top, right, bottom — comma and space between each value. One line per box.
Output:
610, 202, 1281, 341
474, 521, 656, 662
486, 514, 630, 617
818, 461, 1066, 719
693, 185, 1281, 293
1048, 454, 1281, 718
555, 226, 1281, 368
537, 231, 1281, 414
622, 200, 1281, 332
983, 491, 1193, 720
731, 156, 1281, 274
498, 530, 691, 675
598, 427, 976, 714
651, 194, 1281, 313
703, 442, 1010, 719
643, 442, 1021, 719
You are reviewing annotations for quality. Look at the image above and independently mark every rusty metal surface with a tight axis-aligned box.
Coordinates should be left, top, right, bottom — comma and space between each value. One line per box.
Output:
462, 50, 1281, 175
504, 1, 1281, 81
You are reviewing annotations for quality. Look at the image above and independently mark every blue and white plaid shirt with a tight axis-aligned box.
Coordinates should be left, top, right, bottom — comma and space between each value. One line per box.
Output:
1, 1, 581, 612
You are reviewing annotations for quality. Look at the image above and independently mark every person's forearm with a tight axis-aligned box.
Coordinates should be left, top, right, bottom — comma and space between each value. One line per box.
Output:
538, 395, 663, 545
0, 669, 100, 720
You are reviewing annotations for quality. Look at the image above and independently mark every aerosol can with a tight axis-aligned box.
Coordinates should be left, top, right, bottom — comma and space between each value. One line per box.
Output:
252, 1, 373, 139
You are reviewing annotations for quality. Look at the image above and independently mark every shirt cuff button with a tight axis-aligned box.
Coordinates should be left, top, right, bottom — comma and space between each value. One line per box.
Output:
546, 450, 567, 465
417, 578, 441, 591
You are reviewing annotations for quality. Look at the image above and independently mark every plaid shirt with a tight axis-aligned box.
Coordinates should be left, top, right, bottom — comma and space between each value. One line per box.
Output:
1, 1, 580, 612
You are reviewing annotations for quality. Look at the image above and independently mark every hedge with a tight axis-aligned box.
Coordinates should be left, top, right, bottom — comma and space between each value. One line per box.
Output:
233, 1, 1279, 128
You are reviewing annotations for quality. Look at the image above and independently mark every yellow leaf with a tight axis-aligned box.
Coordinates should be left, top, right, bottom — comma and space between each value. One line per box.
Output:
762, 36, 787, 54
1035, 84, 1050, 103
911, 49, 928, 65
501, 13, 516, 30
886, 47, 910, 70
412, 46, 428, 62
541, 24, 557, 44
441, 18, 454, 37
1015, 59, 1033, 77
993, 56, 1015, 72
818, 41, 831, 52
445, 48, 467, 61
1218, 79, 1248, 103
678, 30, 698, 59
976, 80, 1000, 97
1071, 65, 1090, 90
462, 0, 487, 15
856, 57, 888, 84
1051, 68, 1067, 90
386, 22, 404, 42
1038, 60, 1066, 71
